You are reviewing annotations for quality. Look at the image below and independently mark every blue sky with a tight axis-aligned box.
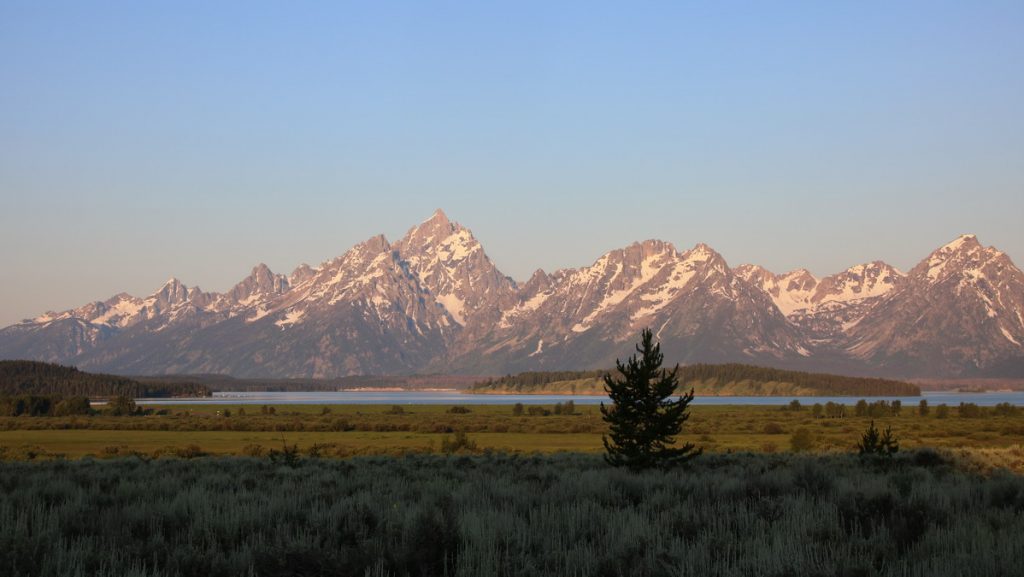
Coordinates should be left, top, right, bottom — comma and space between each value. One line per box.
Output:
1, 1, 1022, 326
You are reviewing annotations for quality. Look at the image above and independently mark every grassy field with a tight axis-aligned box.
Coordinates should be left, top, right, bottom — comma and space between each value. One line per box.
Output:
1, 403, 1023, 468
3, 452, 1023, 577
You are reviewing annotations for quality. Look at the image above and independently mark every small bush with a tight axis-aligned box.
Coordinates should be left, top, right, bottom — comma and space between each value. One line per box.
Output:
242, 444, 265, 457
763, 423, 785, 435
790, 429, 816, 452
959, 402, 983, 418
440, 431, 478, 454
174, 444, 206, 459
553, 400, 576, 415
268, 442, 301, 467
447, 406, 471, 414
993, 402, 1018, 417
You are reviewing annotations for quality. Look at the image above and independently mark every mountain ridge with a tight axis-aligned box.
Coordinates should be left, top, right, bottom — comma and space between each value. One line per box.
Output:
2, 211, 1022, 379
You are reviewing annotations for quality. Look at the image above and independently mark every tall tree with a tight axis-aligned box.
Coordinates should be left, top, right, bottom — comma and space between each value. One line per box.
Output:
601, 328, 701, 470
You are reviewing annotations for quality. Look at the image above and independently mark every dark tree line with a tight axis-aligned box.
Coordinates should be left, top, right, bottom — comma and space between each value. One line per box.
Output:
474, 370, 607, 391
0, 361, 210, 398
475, 363, 920, 397
0, 395, 91, 417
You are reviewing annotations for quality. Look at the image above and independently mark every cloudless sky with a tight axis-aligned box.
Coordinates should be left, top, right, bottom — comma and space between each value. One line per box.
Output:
1, 1, 1022, 326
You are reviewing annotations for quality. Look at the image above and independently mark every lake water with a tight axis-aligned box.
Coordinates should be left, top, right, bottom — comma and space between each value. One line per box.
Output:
136, 390, 1024, 407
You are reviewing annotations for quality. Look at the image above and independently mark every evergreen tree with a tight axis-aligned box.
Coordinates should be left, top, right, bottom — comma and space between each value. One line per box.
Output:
857, 420, 899, 457
601, 328, 701, 470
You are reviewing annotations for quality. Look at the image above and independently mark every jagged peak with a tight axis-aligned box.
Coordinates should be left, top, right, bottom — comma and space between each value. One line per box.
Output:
424, 208, 450, 226
781, 268, 816, 280
682, 242, 724, 264
396, 210, 474, 256
355, 233, 391, 253
839, 261, 902, 277
528, 268, 548, 281
939, 234, 980, 253
289, 263, 315, 282
108, 292, 136, 302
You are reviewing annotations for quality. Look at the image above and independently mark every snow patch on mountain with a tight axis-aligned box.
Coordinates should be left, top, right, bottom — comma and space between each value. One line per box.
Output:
435, 293, 467, 325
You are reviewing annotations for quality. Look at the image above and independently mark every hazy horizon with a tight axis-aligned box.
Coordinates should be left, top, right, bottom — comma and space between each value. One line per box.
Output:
2, 2, 1023, 326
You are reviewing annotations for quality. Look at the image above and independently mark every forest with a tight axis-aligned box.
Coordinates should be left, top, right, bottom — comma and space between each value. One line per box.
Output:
473, 363, 921, 396
0, 361, 211, 398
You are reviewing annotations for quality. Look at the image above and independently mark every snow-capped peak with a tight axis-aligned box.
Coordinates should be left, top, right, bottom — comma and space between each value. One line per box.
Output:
940, 234, 979, 252
920, 234, 992, 282
394, 210, 516, 327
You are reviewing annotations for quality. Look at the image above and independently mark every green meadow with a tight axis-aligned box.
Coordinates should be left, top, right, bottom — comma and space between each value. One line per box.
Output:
2, 403, 1022, 470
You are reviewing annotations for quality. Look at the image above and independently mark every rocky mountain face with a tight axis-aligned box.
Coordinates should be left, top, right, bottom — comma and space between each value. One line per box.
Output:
735, 261, 906, 342
843, 235, 1024, 377
2, 214, 1022, 378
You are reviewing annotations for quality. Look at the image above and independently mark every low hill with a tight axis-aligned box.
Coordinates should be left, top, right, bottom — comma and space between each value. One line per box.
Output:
0, 361, 211, 398
471, 364, 921, 397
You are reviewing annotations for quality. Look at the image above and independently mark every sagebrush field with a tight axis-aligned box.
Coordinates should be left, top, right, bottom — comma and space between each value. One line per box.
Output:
2, 452, 1023, 577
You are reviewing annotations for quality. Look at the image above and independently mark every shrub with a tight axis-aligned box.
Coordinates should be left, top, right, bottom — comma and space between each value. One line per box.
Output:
527, 406, 550, 417
854, 399, 868, 417
53, 396, 92, 416
242, 444, 265, 457
440, 431, 478, 454
268, 442, 301, 467
174, 444, 206, 459
824, 401, 845, 418
918, 399, 929, 416
936, 404, 950, 419
788, 399, 802, 411
512, 403, 524, 416
107, 395, 137, 416
447, 406, 471, 414
790, 428, 816, 453
993, 402, 1018, 417
959, 403, 983, 418
385, 405, 406, 415
763, 423, 785, 435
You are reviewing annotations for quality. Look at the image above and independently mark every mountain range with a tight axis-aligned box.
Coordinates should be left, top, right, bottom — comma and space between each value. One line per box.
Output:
2, 210, 1022, 379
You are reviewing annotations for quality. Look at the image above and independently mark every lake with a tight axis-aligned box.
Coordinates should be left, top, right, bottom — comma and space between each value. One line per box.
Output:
136, 390, 1024, 407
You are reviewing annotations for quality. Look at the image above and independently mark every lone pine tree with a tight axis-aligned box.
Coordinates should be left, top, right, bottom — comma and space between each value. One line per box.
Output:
601, 328, 701, 470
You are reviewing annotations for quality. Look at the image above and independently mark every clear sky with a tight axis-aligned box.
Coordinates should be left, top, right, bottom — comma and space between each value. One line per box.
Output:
1, 1, 1022, 327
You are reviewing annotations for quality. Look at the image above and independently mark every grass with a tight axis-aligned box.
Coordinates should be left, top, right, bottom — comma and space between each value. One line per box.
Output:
2, 452, 1023, 577
1, 404, 1023, 465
